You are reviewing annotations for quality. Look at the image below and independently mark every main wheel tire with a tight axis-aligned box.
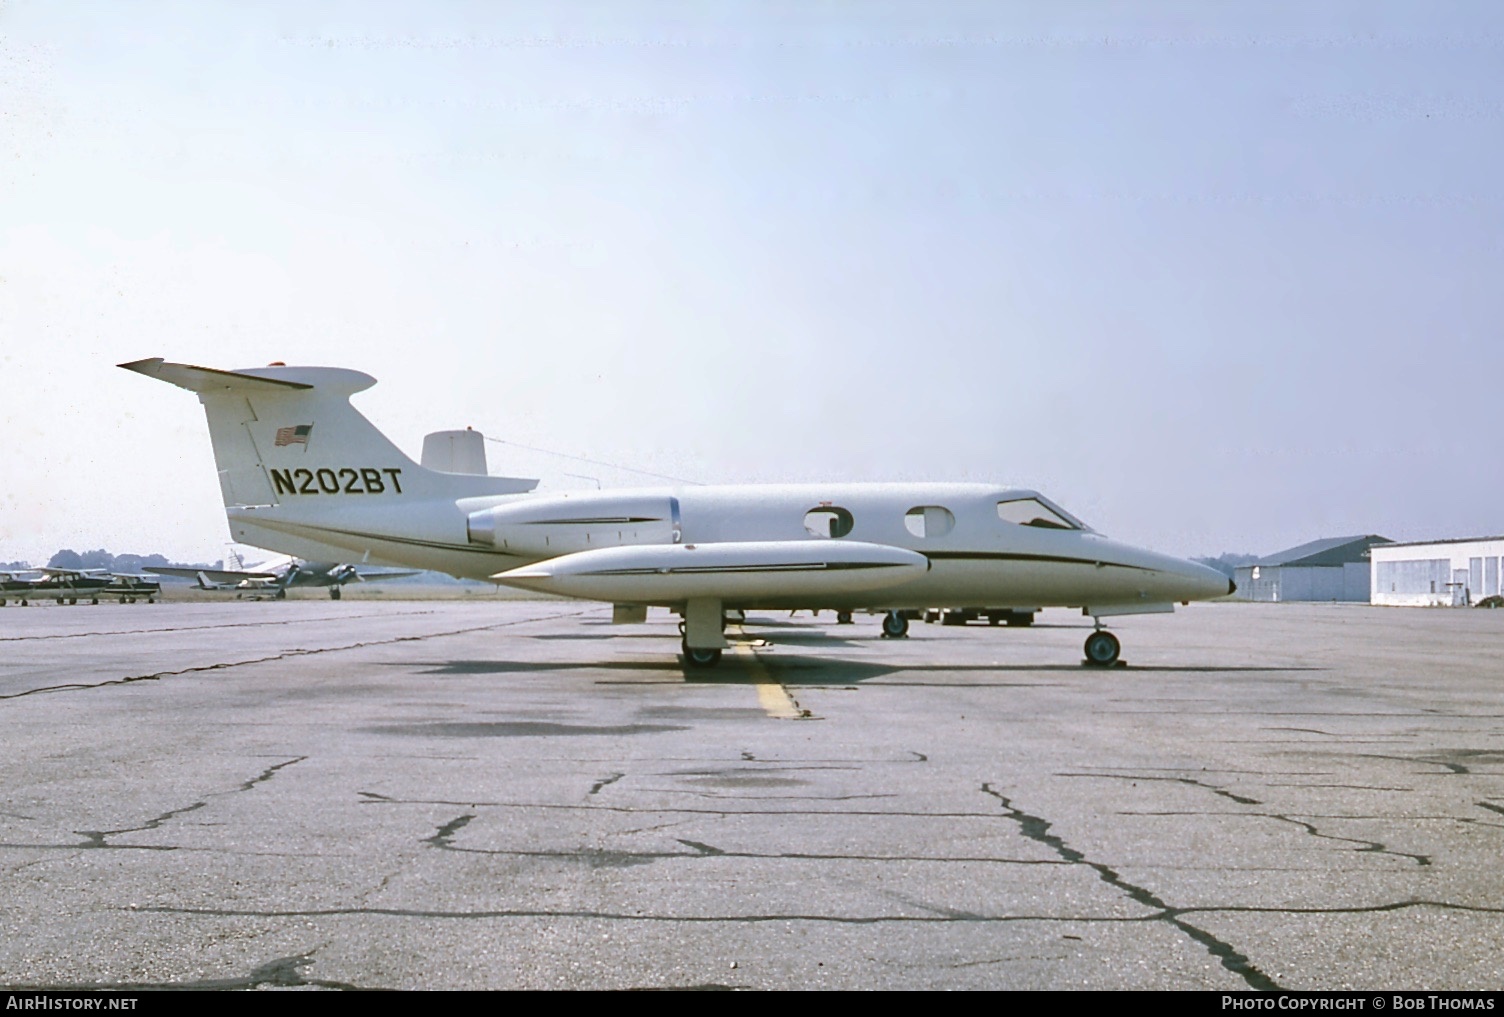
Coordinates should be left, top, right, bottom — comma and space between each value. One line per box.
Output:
330, 587, 342, 600
881, 611, 909, 638
1084, 630, 1121, 666
836, 610, 852, 625
682, 641, 722, 667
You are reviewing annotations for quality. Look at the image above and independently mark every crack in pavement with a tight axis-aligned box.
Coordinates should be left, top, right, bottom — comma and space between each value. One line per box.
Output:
1357, 753, 1471, 775
635, 790, 898, 802
1061, 772, 1262, 805
588, 772, 625, 796
1128, 810, 1434, 866
0, 610, 434, 643
131, 898, 1504, 925
0, 612, 589, 700
424, 813, 475, 849
6, 952, 374, 991
980, 783, 1280, 991
422, 815, 1070, 867
1262, 814, 1431, 867
362, 798, 1022, 819
1062, 773, 1434, 865
63, 757, 307, 850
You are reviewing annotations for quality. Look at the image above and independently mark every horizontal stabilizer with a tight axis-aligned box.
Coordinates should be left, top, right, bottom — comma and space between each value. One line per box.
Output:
119, 358, 315, 393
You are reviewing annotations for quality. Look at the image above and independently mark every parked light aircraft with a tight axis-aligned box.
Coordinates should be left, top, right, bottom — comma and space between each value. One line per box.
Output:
121, 358, 1233, 666
0, 570, 42, 606
147, 553, 420, 600
0, 568, 160, 605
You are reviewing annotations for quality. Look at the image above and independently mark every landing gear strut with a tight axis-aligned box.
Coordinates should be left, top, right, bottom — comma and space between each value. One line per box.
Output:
679, 597, 729, 667
329, 586, 342, 600
881, 610, 909, 638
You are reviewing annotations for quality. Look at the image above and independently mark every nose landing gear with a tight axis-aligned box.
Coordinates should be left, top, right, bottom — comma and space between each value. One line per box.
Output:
1083, 628, 1121, 667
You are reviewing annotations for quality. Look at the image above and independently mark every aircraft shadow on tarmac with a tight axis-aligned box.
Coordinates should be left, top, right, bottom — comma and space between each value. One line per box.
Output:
411, 655, 1320, 686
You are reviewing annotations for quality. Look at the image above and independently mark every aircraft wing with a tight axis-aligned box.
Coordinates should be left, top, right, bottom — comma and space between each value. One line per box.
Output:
350, 570, 423, 582
37, 567, 111, 578
146, 567, 281, 583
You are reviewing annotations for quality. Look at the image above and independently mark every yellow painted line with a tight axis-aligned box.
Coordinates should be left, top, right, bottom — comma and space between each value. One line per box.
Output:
730, 633, 808, 720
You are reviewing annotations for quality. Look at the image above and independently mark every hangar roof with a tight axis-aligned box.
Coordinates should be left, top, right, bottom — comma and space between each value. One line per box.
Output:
1381, 535, 1504, 549
1256, 535, 1393, 568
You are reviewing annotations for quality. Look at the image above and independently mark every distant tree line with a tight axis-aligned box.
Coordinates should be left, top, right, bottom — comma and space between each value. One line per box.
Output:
29, 549, 224, 572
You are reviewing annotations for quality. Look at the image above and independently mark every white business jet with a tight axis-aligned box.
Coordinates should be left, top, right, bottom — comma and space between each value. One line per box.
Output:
121, 359, 1232, 667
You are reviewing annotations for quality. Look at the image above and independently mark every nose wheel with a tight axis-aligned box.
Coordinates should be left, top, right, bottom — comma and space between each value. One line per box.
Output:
881, 610, 909, 638
682, 640, 723, 667
1083, 630, 1121, 667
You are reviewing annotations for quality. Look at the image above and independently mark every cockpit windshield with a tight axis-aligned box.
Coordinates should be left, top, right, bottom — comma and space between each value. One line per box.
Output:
996, 496, 1086, 531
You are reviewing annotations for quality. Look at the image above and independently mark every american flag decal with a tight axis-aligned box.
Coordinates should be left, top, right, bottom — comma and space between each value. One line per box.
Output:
275, 424, 313, 447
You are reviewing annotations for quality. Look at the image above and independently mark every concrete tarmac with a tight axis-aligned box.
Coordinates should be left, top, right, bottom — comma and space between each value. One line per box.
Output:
1, 598, 1502, 990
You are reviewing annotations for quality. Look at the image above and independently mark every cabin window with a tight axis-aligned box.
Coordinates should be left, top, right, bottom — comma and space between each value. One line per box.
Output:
996, 498, 1078, 530
804, 507, 854, 539
904, 506, 955, 538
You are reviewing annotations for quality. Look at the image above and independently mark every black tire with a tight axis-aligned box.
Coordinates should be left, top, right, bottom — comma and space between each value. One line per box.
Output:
836, 610, 852, 625
881, 611, 909, 638
330, 587, 342, 600
1084, 630, 1121, 666
1006, 614, 1034, 627
682, 641, 722, 667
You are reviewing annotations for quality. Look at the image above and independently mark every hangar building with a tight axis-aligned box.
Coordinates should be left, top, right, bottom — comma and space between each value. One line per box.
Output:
1370, 537, 1504, 607
1234, 535, 1392, 603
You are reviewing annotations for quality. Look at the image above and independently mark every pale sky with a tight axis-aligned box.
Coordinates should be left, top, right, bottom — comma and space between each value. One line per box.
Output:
3, 1, 1503, 565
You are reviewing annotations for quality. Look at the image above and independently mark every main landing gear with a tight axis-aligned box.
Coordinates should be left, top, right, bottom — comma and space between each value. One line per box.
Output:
881, 610, 909, 639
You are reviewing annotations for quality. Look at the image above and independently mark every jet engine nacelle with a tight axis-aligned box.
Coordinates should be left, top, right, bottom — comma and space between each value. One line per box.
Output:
466, 493, 680, 557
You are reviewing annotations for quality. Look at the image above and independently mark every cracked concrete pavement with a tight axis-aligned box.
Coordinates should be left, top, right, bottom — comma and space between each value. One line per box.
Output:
1, 599, 1502, 989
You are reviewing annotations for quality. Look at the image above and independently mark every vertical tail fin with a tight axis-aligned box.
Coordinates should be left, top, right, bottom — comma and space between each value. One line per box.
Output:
119, 359, 536, 505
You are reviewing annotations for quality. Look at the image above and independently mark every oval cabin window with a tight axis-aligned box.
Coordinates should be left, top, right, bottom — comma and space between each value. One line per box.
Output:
804, 507, 854, 539
904, 506, 955, 538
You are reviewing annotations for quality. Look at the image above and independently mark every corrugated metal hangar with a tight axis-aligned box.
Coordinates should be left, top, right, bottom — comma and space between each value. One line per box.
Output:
1234, 535, 1392, 603
1370, 537, 1504, 607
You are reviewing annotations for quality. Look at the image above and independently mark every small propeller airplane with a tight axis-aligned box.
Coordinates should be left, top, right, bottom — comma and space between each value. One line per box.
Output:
121, 358, 1233, 666
147, 552, 419, 600
0, 568, 160, 605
